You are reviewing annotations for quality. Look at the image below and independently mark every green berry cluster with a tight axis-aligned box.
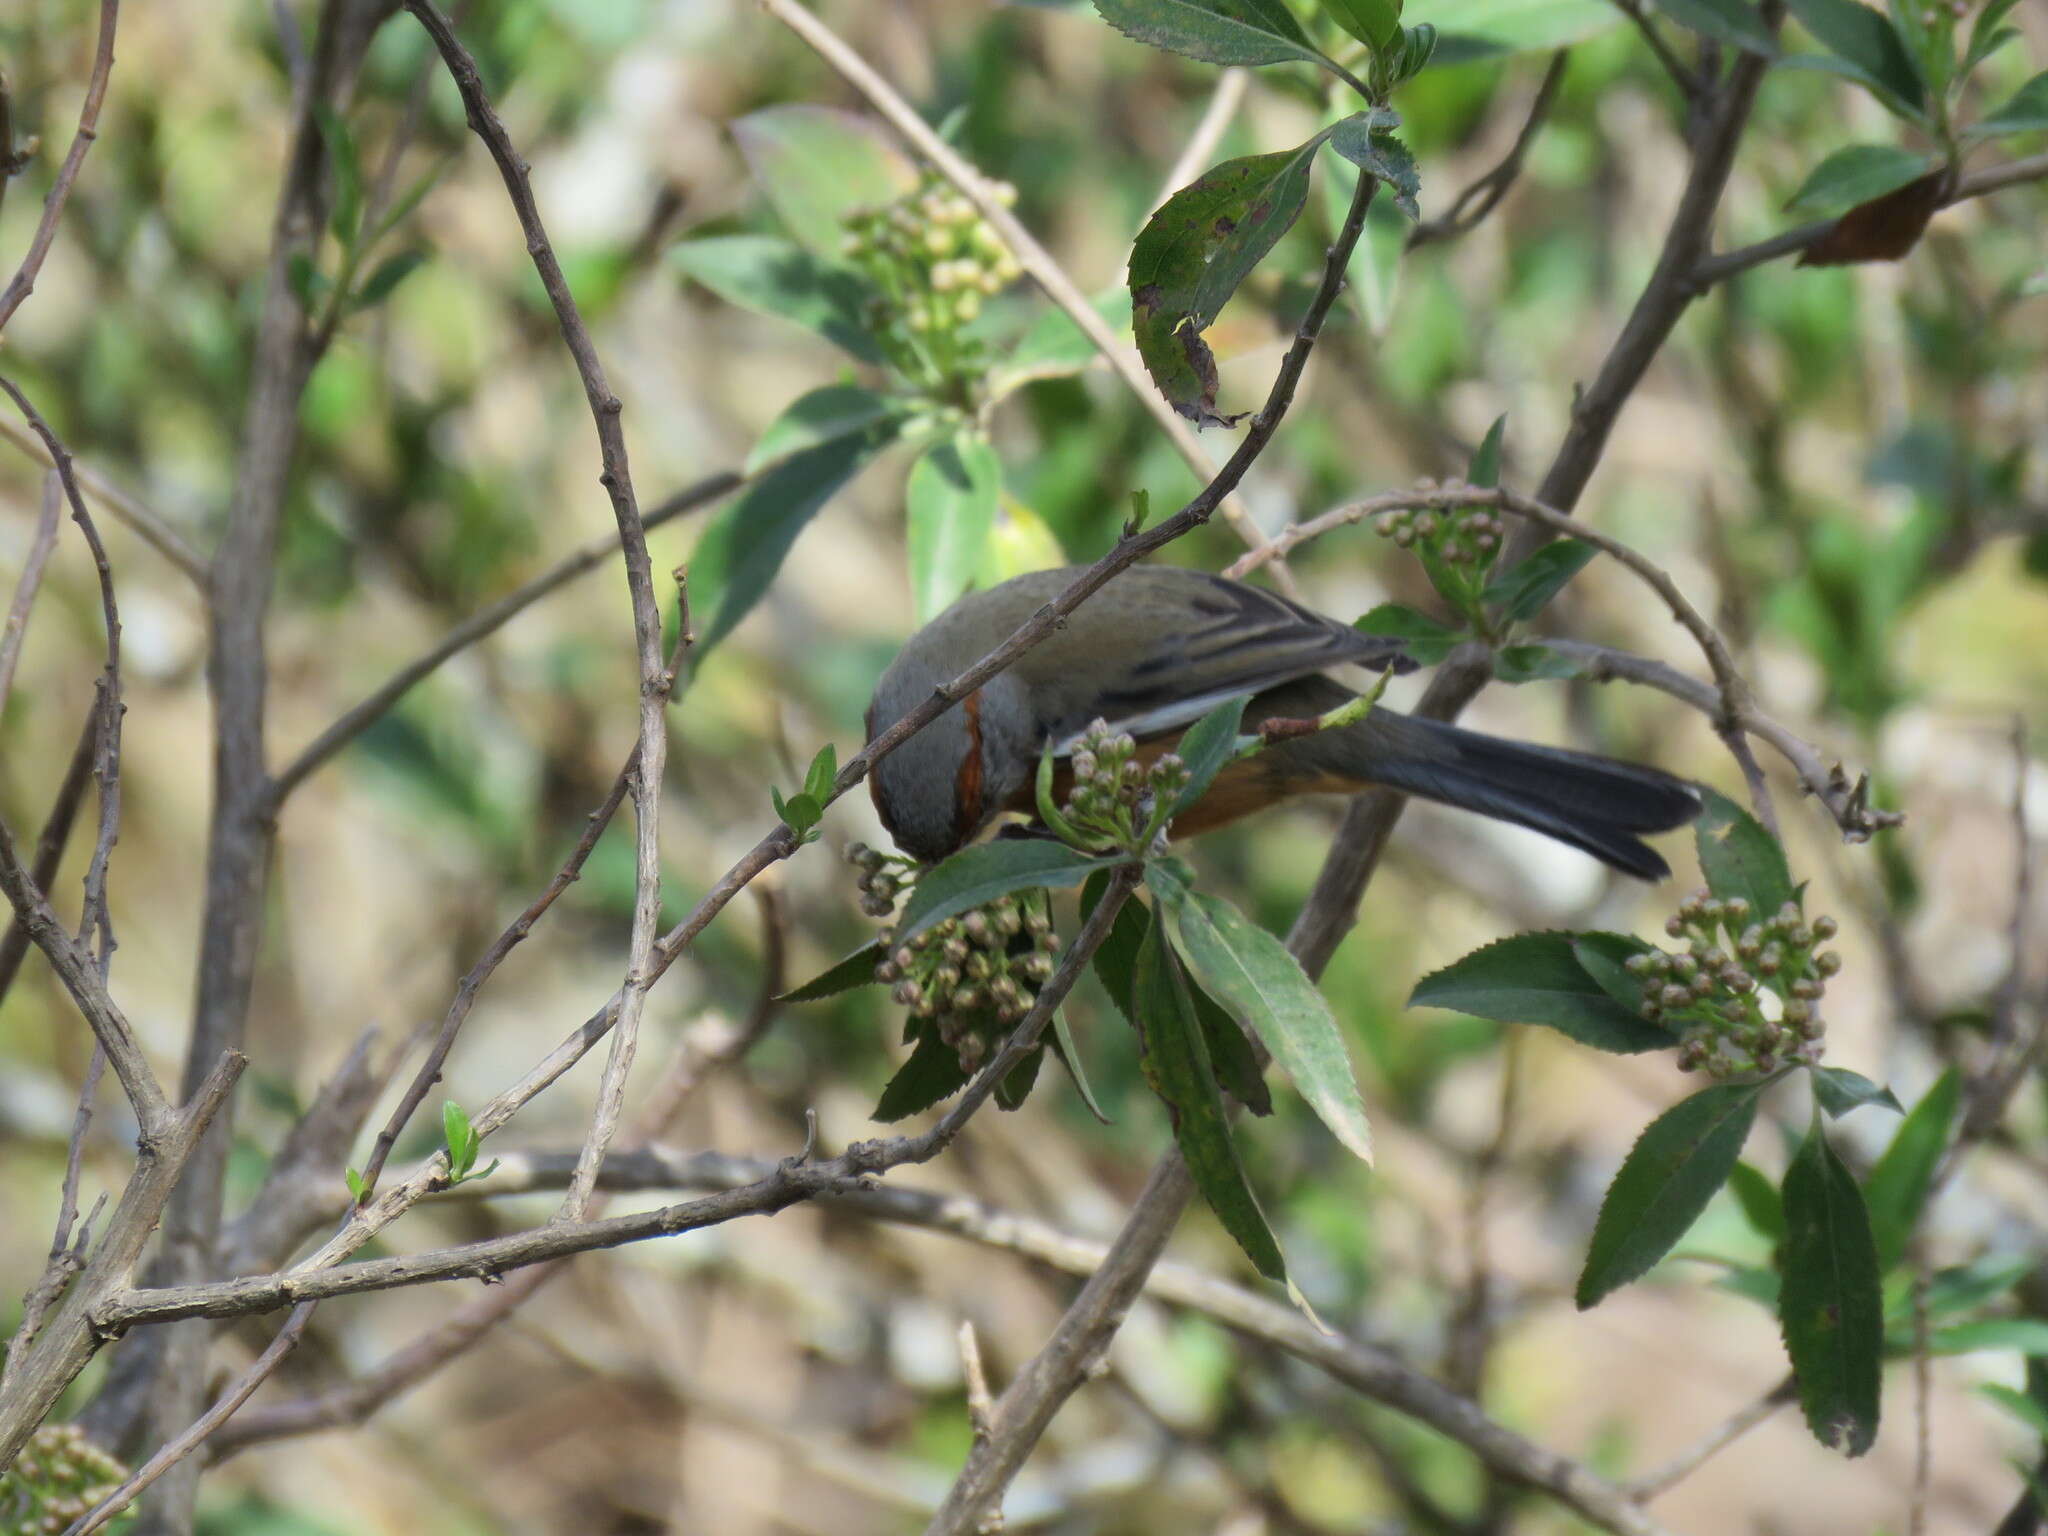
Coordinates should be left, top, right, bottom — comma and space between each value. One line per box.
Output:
875, 896, 1059, 1068
1057, 720, 1189, 856
840, 172, 1023, 401
1623, 892, 1843, 1078
0, 1423, 132, 1533
845, 841, 918, 920
1375, 479, 1505, 571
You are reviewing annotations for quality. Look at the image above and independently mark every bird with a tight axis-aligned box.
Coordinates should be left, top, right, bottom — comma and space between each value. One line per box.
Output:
864, 565, 1701, 878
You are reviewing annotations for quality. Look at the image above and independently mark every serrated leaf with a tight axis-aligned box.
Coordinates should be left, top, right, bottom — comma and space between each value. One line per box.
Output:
1134, 907, 1287, 1280
897, 842, 1124, 944
746, 385, 902, 475
1327, 117, 1420, 220
908, 432, 1003, 622
995, 1043, 1047, 1110
1570, 931, 1655, 1010
874, 1024, 972, 1120
1863, 1067, 1959, 1269
1780, 1119, 1884, 1457
1482, 538, 1596, 624
1493, 643, 1585, 683
1355, 602, 1462, 665
672, 236, 883, 362
1811, 1065, 1903, 1119
1577, 1081, 1764, 1307
732, 106, 919, 259
780, 939, 886, 1002
1130, 136, 1325, 426
1171, 695, 1252, 817
1967, 72, 2048, 141
1782, 0, 1926, 117
1786, 144, 1939, 216
1092, 0, 1335, 69
1693, 786, 1796, 920
1411, 932, 1674, 1053
1650, 0, 1776, 54
1165, 887, 1372, 1162
691, 418, 895, 654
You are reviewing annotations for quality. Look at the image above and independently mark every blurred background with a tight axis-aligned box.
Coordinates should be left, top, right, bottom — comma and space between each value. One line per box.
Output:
2, 0, 2046, 1531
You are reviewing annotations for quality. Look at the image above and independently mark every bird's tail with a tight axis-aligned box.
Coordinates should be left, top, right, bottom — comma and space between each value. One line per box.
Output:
1270, 683, 1702, 878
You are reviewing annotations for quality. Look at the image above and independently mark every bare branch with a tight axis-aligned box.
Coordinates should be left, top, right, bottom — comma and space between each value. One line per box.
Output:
2, 1050, 105, 1398
0, 710, 96, 1009
1623, 1376, 1793, 1499
400, 0, 669, 1224
757, 0, 1290, 584
0, 416, 208, 584
1407, 52, 1568, 251
0, 0, 120, 334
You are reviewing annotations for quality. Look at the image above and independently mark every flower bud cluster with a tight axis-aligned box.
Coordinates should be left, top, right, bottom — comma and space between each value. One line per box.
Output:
840, 172, 1023, 396
845, 841, 917, 919
1377, 479, 1506, 571
875, 895, 1059, 1068
1059, 719, 1189, 855
0, 1422, 132, 1533
1623, 891, 1842, 1078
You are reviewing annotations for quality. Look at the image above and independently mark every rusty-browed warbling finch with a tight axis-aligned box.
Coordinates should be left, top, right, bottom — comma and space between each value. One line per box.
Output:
865, 566, 1701, 876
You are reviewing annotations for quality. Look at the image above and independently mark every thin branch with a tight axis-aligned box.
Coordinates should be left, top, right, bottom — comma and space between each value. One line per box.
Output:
0, 709, 96, 1008
1407, 52, 1569, 251
400, 0, 670, 1228
1624, 1376, 1792, 1499
1608, 0, 1698, 99
0, 470, 62, 713
758, 0, 1289, 584
94, 870, 1144, 1330
267, 469, 740, 806
0, 0, 120, 334
0, 415, 208, 584
1692, 151, 2048, 290
1, 1050, 105, 1398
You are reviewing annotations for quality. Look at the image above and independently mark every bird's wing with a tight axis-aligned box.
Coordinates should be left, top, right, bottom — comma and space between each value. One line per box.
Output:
1041, 570, 1413, 751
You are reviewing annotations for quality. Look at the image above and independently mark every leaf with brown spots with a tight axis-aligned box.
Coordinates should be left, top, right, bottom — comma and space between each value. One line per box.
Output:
1129, 134, 1328, 425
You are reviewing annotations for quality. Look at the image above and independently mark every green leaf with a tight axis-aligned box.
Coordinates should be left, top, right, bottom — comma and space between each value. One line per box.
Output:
1082, 869, 1152, 1023
1092, 0, 1336, 70
1650, 0, 1776, 55
1782, 0, 1926, 117
907, 432, 1003, 622
1468, 414, 1506, 489
1780, 1119, 1884, 1457
1326, 0, 1403, 54
1355, 602, 1461, 665
1050, 1010, 1114, 1123
1811, 1066, 1903, 1119
343, 1166, 367, 1203
803, 744, 838, 803
442, 1100, 477, 1176
896, 841, 1125, 944
990, 288, 1134, 394
1863, 1067, 1959, 1269
1980, 1382, 2048, 1440
1482, 538, 1597, 624
779, 939, 887, 1002
745, 385, 902, 474
874, 1025, 972, 1121
690, 419, 895, 654
731, 105, 919, 259
995, 1043, 1047, 1110
1189, 969, 1273, 1116
316, 104, 363, 249
1962, 0, 2023, 75
1729, 1160, 1785, 1242
1130, 136, 1326, 426
1164, 886, 1373, 1162
350, 249, 429, 312
1327, 117, 1420, 220
286, 253, 330, 310
1170, 695, 1252, 817
1693, 786, 1796, 920
1493, 643, 1585, 683
671, 236, 883, 362
1920, 1254, 2033, 1320
1576, 1081, 1763, 1308
1786, 144, 1940, 216
1921, 1319, 2048, 1357
1410, 931, 1674, 1054
1968, 72, 2048, 141
1133, 908, 1287, 1280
